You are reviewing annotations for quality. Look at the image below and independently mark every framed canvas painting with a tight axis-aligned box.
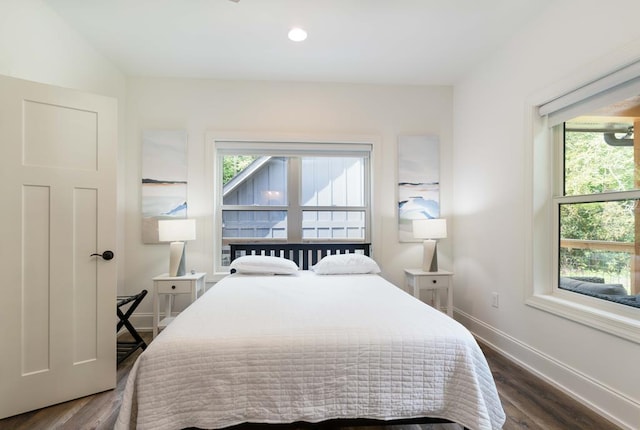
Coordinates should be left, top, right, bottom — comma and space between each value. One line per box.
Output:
141, 130, 188, 244
397, 135, 440, 242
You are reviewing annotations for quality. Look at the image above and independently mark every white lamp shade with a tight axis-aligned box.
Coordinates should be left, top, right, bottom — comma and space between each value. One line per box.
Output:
413, 218, 447, 239
158, 219, 196, 242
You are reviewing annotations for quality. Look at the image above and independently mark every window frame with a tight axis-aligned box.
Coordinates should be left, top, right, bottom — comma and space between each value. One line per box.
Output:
527, 65, 640, 344
206, 133, 375, 275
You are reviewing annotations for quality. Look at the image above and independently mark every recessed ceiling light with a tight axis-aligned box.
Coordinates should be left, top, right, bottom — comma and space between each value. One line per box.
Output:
288, 27, 307, 42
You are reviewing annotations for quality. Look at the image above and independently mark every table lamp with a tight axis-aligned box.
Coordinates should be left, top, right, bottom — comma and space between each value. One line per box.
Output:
413, 218, 447, 272
158, 219, 196, 276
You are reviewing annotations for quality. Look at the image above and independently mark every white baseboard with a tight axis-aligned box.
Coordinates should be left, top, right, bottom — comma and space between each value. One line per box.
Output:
455, 309, 640, 430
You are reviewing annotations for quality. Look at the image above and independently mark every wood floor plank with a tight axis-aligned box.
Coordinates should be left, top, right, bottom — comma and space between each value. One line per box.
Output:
480, 344, 620, 430
0, 333, 623, 430
500, 399, 548, 430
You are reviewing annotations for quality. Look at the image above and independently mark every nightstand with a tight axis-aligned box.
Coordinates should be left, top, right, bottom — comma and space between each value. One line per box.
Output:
152, 272, 206, 337
404, 269, 453, 317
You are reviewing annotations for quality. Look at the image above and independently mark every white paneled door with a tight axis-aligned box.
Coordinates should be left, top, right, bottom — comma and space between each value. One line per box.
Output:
0, 75, 117, 419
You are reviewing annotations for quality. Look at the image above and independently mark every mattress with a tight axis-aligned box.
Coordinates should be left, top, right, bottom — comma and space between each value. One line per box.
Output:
116, 272, 505, 430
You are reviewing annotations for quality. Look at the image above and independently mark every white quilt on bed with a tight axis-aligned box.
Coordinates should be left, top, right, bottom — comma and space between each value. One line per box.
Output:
116, 272, 505, 430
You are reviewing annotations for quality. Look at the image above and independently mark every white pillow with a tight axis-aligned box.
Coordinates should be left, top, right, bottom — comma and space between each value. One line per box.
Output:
311, 253, 381, 275
230, 255, 299, 275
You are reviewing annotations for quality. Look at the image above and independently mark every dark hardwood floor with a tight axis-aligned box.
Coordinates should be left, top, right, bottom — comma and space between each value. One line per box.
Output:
0, 332, 621, 430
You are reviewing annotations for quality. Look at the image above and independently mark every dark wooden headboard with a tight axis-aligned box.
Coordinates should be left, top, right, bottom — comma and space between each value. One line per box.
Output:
229, 243, 371, 270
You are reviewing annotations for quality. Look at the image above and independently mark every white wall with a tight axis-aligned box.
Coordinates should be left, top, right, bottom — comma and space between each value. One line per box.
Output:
0, 0, 125, 97
124, 77, 453, 313
0, 0, 128, 290
452, 1, 640, 428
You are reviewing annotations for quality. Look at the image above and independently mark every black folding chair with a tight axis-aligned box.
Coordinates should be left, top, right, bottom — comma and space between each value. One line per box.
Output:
116, 290, 148, 365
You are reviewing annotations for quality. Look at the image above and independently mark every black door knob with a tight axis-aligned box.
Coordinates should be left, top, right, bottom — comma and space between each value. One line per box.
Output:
91, 250, 114, 260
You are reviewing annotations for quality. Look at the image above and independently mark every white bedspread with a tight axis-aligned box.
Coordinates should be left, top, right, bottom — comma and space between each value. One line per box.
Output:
116, 272, 505, 430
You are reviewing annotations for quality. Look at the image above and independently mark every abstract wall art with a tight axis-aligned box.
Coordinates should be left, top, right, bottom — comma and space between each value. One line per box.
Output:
141, 130, 188, 243
397, 135, 440, 242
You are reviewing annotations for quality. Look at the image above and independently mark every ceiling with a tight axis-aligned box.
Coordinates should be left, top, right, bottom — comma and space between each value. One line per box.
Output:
44, 0, 552, 86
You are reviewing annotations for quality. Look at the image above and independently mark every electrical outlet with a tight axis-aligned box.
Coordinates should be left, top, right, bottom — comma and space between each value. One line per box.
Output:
491, 292, 499, 308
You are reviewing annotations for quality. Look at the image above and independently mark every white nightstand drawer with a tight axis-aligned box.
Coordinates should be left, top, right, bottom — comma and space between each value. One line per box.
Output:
156, 280, 192, 294
421, 276, 450, 288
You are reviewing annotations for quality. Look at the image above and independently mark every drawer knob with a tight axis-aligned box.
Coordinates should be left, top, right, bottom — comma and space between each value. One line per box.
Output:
432, 280, 437, 284
171, 285, 176, 290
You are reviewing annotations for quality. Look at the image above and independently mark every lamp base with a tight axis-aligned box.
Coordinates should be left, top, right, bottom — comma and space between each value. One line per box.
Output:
422, 239, 439, 272
168, 241, 187, 277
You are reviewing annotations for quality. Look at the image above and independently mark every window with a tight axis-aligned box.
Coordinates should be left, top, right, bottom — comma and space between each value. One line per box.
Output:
529, 60, 640, 342
214, 141, 371, 269
556, 118, 640, 309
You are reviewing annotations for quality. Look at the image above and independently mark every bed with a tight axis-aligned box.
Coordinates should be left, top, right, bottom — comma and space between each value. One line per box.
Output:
116, 243, 505, 430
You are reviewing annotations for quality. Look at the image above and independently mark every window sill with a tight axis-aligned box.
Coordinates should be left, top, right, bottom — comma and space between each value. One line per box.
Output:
526, 292, 640, 344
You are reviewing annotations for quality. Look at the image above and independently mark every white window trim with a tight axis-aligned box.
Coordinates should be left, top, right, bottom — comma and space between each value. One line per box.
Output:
525, 63, 640, 344
205, 131, 379, 278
